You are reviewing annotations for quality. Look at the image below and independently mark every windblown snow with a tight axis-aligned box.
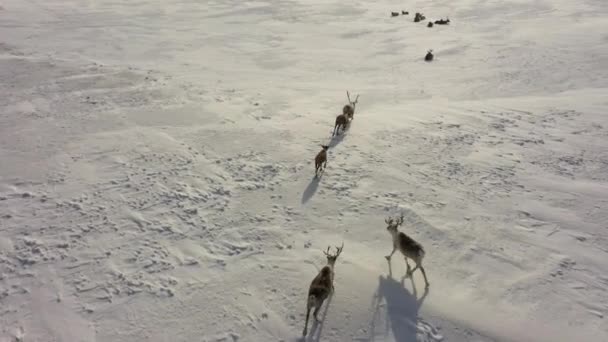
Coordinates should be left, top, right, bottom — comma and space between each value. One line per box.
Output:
1, 0, 607, 341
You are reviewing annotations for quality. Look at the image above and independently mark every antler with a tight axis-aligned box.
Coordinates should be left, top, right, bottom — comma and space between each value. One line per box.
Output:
346, 90, 360, 105
334, 242, 344, 257
396, 214, 404, 226
323, 243, 344, 258
385, 214, 404, 226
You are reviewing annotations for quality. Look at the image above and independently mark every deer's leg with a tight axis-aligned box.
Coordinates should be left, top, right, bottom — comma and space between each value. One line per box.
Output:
385, 246, 396, 260
323, 160, 327, 169
405, 258, 413, 275
419, 265, 430, 288
313, 300, 322, 322
303, 304, 311, 336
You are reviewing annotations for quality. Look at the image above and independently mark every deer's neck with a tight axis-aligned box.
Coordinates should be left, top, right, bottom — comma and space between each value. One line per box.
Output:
390, 230, 401, 242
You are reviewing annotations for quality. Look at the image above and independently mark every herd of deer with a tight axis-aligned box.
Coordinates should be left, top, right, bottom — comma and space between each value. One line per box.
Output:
304, 93, 430, 337
314, 91, 358, 177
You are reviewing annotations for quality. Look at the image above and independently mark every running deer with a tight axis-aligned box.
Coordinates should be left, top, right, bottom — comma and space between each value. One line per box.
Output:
302, 243, 344, 336
333, 91, 360, 136
314, 145, 329, 176
384, 214, 430, 288
343, 90, 360, 121
333, 114, 347, 136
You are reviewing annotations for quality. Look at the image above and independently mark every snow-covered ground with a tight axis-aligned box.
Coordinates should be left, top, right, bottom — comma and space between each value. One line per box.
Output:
1, 0, 607, 341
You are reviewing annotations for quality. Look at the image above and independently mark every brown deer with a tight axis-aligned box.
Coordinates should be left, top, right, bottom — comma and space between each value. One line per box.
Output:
333, 114, 347, 136
302, 243, 344, 336
314, 145, 329, 176
343, 90, 360, 121
384, 214, 430, 288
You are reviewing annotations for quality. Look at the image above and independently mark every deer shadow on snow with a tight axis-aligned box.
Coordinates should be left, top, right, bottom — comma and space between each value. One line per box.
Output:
301, 176, 321, 204
366, 261, 429, 342
329, 120, 353, 149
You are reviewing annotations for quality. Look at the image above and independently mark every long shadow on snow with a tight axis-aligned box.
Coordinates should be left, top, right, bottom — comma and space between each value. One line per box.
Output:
301, 176, 321, 204
366, 261, 429, 342
329, 121, 353, 148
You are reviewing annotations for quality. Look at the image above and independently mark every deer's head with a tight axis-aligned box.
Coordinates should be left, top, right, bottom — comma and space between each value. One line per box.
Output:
385, 214, 404, 233
323, 242, 344, 266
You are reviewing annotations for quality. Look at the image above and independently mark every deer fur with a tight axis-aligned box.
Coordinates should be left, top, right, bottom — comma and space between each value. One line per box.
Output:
384, 215, 430, 288
333, 91, 360, 136
303, 243, 344, 337
344, 90, 359, 121
333, 114, 347, 136
315, 145, 329, 176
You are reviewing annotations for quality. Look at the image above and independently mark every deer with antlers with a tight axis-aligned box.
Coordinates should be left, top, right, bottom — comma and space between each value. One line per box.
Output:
333, 91, 359, 136
344, 90, 359, 121
302, 243, 344, 337
384, 214, 430, 288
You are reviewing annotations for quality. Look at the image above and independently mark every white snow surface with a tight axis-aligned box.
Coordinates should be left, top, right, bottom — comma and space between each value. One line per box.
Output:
1, 0, 607, 341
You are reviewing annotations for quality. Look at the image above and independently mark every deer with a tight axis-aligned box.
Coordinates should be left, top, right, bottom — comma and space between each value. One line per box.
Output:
303, 243, 344, 337
343, 90, 359, 121
384, 214, 430, 288
333, 114, 347, 136
333, 91, 360, 136
402, 10, 409, 15
314, 145, 329, 176
435, 18, 450, 25
425, 49, 434, 62
391, 11, 399, 17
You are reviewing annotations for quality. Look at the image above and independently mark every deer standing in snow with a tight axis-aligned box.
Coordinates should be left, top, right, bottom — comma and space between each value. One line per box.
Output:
303, 243, 344, 336
314, 145, 329, 176
384, 214, 430, 288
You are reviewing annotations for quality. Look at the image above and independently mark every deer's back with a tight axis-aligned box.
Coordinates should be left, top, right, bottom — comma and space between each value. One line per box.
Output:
309, 268, 332, 299
315, 151, 326, 164
397, 232, 424, 260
